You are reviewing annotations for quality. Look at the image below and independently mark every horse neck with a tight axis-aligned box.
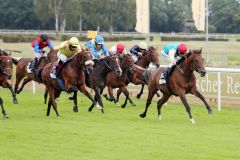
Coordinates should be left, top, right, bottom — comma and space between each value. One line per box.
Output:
94, 60, 110, 77
136, 56, 149, 68
178, 59, 194, 76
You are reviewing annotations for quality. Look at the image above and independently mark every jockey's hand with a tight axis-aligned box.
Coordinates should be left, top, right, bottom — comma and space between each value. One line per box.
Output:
172, 60, 176, 65
138, 52, 143, 57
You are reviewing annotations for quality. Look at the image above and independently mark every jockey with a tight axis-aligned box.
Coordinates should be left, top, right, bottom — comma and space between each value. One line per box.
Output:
28, 34, 54, 73
129, 41, 148, 62
159, 43, 189, 84
85, 35, 109, 60
109, 44, 127, 58
50, 37, 81, 79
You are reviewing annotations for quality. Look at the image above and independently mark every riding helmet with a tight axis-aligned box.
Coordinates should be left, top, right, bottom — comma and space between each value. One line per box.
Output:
178, 44, 188, 54
139, 41, 148, 50
41, 34, 48, 42
69, 37, 79, 47
95, 35, 104, 44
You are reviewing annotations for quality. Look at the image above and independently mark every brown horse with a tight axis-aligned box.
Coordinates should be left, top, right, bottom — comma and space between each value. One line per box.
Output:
116, 46, 160, 103
103, 53, 135, 108
41, 49, 95, 116
0, 56, 16, 118
12, 50, 57, 95
140, 49, 213, 123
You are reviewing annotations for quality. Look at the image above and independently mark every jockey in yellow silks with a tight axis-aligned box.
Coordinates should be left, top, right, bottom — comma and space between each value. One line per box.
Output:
50, 37, 82, 79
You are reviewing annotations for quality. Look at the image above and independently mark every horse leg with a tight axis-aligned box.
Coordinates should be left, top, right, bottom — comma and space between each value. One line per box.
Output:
136, 83, 145, 99
71, 91, 78, 112
157, 94, 170, 120
193, 91, 213, 114
0, 97, 8, 119
88, 94, 98, 112
7, 84, 18, 104
121, 86, 135, 108
97, 88, 105, 113
69, 91, 77, 100
116, 88, 122, 102
156, 91, 161, 98
107, 86, 119, 105
179, 92, 195, 123
140, 89, 157, 118
79, 85, 96, 111
46, 86, 59, 116
44, 88, 48, 104
14, 75, 24, 94
16, 77, 31, 94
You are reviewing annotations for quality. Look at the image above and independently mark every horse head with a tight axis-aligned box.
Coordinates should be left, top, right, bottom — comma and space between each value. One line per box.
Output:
104, 53, 122, 77
75, 48, 94, 70
141, 46, 159, 67
119, 53, 135, 74
0, 56, 13, 79
187, 48, 206, 77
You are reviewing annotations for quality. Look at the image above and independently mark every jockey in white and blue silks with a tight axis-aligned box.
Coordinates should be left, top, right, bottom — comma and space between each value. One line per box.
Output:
159, 43, 188, 84
85, 35, 109, 59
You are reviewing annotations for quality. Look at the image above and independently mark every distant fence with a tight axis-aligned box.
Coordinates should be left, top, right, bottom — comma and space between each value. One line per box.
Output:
1, 29, 240, 38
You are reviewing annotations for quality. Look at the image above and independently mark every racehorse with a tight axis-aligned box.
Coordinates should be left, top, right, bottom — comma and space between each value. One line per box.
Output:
139, 49, 213, 123
71, 54, 122, 113
103, 53, 135, 108
116, 46, 160, 104
41, 49, 95, 116
12, 50, 57, 96
0, 56, 16, 118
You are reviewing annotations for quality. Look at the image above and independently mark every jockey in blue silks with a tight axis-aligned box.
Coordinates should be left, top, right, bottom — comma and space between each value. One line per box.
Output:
85, 35, 109, 59
159, 43, 188, 84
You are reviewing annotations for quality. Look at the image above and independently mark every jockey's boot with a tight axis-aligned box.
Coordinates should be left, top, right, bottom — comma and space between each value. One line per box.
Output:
50, 63, 62, 79
159, 67, 172, 84
27, 59, 38, 73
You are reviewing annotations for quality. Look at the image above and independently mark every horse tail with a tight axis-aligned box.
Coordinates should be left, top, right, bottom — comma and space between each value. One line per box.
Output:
11, 57, 22, 65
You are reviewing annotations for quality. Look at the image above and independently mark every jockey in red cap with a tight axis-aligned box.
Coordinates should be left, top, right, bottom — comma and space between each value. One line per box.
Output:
159, 43, 189, 84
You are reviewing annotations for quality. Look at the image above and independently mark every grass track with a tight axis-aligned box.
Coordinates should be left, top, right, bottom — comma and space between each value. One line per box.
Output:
0, 89, 240, 160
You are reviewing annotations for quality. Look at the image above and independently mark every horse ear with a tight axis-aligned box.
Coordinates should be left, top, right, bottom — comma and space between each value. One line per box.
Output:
199, 48, 202, 53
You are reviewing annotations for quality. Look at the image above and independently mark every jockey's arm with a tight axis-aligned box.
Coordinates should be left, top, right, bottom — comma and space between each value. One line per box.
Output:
89, 47, 100, 59
168, 49, 176, 65
102, 44, 109, 57
34, 41, 40, 54
48, 40, 54, 51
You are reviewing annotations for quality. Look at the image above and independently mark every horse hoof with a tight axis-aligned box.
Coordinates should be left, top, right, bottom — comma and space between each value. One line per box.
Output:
121, 105, 126, 108
88, 107, 93, 112
131, 103, 136, 107
101, 109, 104, 114
208, 110, 213, 114
68, 97, 74, 100
73, 106, 78, 112
3, 114, 9, 119
136, 94, 141, 99
139, 113, 146, 118
190, 118, 196, 124
13, 99, 18, 104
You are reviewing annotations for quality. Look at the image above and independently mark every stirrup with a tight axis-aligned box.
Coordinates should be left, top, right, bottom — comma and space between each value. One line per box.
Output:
159, 73, 166, 84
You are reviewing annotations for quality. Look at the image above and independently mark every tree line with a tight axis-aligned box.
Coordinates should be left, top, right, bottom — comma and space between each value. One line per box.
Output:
0, 0, 240, 33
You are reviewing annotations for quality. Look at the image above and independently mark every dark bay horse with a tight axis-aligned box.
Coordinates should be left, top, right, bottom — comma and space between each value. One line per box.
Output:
140, 49, 213, 123
41, 49, 95, 116
71, 55, 122, 113
12, 50, 57, 95
103, 53, 135, 108
84, 55, 122, 113
0, 56, 16, 118
116, 46, 160, 103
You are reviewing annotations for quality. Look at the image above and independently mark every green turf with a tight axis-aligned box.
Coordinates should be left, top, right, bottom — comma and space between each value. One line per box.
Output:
0, 89, 239, 160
